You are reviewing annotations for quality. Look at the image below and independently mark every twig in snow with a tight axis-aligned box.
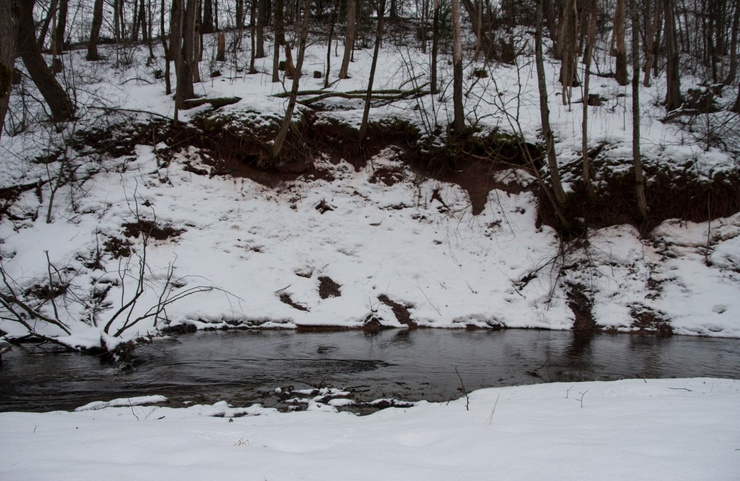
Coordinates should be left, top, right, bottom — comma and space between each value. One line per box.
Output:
486, 395, 500, 425
455, 366, 470, 411
565, 385, 574, 399
577, 390, 589, 408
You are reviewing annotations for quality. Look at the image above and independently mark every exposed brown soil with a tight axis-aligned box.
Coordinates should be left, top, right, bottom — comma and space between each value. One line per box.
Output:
630, 305, 673, 337
377, 294, 418, 328
122, 220, 185, 241
566, 283, 597, 332
278, 292, 310, 312
318, 276, 342, 299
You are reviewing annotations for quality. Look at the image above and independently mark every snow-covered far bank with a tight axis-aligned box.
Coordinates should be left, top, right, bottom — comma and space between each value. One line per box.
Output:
1, 378, 738, 481
1, 33, 740, 347
1, 140, 739, 347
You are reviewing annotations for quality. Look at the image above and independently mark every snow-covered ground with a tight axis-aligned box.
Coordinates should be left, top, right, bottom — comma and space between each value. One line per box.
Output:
1, 378, 738, 480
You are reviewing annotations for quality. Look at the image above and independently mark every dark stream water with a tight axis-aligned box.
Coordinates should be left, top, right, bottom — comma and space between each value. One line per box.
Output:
1, 329, 739, 412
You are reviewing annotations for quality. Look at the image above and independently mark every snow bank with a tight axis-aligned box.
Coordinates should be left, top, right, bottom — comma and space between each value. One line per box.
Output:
1, 378, 737, 481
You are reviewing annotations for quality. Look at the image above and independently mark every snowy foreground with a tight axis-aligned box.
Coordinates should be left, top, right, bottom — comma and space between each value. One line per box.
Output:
1, 378, 738, 481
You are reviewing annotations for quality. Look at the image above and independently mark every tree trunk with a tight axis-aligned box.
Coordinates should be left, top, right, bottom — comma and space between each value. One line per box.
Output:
161, 0, 171, 95
271, 0, 310, 159
612, 0, 629, 86
172, 0, 198, 109
86, 0, 104, 60
359, 0, 386, 141
38, 0, 58, 51
52, 0, 68, 55
725, 0, 739, 85
339, 0, 356, 79
256, 0, 267, 58
430, 1, 439, 94
558, 0, 579, 104
631, 0, 647, 222
325, 0, 338, 87
17, 0, 74, 122
643, 0, 662, 86
582, 0, 597, 200
451, 0, 465, 134
664, 0, 682, 111
460, 0, 493, 58
0, 0, 19, 139
249, 0, 257, 72
272, 0, 284, 83
202, 0, 215, 33
535, 0, 567, 206
731, 82, 740, 113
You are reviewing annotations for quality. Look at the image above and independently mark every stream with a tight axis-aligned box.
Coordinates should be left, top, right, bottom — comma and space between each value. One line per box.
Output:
1, 329, 739, 412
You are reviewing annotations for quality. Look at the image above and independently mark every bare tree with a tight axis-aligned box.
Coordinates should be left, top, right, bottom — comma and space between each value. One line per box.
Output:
535, 0, 567, 206
359, 0, 386, 141
732, 82, 740, 113
172, 0, 199, 110
0, 0, 19, 139
724, 0, 739, 85
663, 0, 682, 111
581, 0, 597, 200
87, 0, 105, 60
339, 0, 357, 79
611, 0, 629, 85
451, 0, 465, 134
272, 0, 285, 83
271, 0, 310, 159
631, 0, 647, 221
17, 0, 74, 122
642, 0, 662, 86
558, 0, 579, 104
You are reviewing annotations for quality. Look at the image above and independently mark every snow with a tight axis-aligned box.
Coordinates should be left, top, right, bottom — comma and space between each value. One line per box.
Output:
1, 378, 738, 481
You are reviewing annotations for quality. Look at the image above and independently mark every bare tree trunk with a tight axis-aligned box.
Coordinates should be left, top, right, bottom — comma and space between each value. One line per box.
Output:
664, 0, 682, 111
725, 0, 739, 85
558, 0, 579, 105
631, 0, 647, 222
359, 0, 386, 141
339, 0, 356, 78
612, 0, 629, 85
732, 82, 740, 113
0, 0, 19, 139
271, 0, 310, 159
273, 0, 284, 83
172, 0, 198, 109
249, 0, 257, 72
325, 0, 339, 87
236, 0, 244, 48
17, 0, 74, 122
430, 0, 439, 94
643, 0, 662, 86
535, 0, 567, 206
86, 0, 104, 60
202, 0, 215, 33
256, 0, 267, 58
459, 0, 492, 58
451, 0, 464, 134
582, 0, 597, 200
38, 0, 58, 51
161, 0, 172, 95
52, 0, 68, 55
